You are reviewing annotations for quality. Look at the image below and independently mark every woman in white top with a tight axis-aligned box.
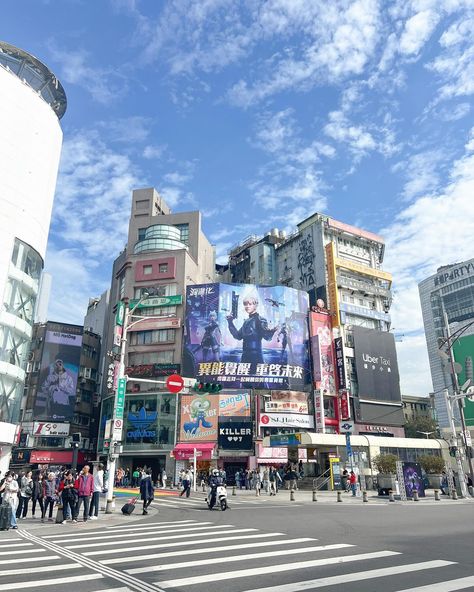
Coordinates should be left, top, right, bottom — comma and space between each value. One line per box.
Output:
0, 471, 19, 529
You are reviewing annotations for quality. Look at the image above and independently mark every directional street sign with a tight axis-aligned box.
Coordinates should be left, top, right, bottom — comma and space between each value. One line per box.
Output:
116, 378, 126, 420
345, 432, 353, 457
339, 421, 354, 434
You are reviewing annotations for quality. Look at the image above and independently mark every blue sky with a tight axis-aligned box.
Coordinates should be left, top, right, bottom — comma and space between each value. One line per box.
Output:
2, 0, 474, 397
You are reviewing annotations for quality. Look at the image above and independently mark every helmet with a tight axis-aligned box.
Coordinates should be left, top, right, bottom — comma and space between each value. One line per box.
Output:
212, 469, 219, 476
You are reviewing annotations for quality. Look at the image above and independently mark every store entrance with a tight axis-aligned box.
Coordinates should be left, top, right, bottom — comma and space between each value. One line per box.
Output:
223, 461, 247, 486
132, 455, 166, 484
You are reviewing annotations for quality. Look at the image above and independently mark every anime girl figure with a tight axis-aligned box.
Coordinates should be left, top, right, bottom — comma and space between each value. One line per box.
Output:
201, 311, 222, 362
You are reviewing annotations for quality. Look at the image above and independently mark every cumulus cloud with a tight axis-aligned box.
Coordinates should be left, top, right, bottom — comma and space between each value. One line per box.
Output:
399, 10, 440, 56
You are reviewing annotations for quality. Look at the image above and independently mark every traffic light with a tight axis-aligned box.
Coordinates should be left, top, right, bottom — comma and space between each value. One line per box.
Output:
449, 446, 457, 457
193, 381, 222, 393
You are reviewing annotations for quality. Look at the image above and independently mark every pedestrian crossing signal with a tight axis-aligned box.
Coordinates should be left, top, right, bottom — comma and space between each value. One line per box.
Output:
193, 381, 222, 393
449, 446, 457, 457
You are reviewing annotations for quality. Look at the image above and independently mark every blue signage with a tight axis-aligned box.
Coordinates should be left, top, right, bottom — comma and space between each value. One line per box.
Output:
345, 432, 352, 457
127, 407, 157, 440
269, 433, 301, 447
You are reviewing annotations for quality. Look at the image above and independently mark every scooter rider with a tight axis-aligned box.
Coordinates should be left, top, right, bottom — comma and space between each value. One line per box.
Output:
208, 468, 224, 508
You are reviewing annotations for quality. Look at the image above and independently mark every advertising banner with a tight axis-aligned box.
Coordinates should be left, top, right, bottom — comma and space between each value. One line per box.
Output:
314, 389, 325, 433
179, 394, 219, 443
334, 337, 346, 389
33, 422, 70, 437
309, 312, 336, 395
259, 413, 314, 429
33, 323, 83, 422
452, 335, 474, 426
352, 326, 401, 403
218, 392, 251, 417
218, 419, 253, 450
402, 462, 426, 498
183, 283, 310, 390
264, 390, 309, 414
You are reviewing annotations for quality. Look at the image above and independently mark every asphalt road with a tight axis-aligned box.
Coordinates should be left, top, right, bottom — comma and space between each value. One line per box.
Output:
2, 493, 474, 592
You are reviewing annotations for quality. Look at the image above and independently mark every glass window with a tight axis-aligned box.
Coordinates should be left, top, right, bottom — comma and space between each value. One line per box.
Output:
143, 265, 153, 276
128, 350, 174, 365
159, 263, 168, 273
130, 329, 176, 345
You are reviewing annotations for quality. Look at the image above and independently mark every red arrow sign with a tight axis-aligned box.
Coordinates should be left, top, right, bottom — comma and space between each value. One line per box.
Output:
166, 374, 184, 393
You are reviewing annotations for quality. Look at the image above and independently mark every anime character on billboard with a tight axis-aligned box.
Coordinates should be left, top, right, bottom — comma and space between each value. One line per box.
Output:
200, 311, 222, 362
226, 291, 279, 365
402, 462, 425, 498
40, 359, 75, 419
183, 397, 213, 435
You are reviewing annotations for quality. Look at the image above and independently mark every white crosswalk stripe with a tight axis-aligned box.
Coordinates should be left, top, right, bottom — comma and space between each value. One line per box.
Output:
0, 548, 45, 556
0, 573, 103, 591
395, 576, 474, 591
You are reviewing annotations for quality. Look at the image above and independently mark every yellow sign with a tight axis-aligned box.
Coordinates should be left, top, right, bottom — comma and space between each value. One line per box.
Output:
329, 456, 340, 491
334, 256, 392, 285
325, 242, 340, 328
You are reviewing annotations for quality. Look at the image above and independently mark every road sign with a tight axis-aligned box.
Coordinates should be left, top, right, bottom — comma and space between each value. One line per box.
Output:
464, 430, 472, 447
345, 432, 353, 457
115, 301, 125, 326
166, 374, 185, 393
116, 378, 126, 420
339, 421, 354, 434
113, 418, 123, 440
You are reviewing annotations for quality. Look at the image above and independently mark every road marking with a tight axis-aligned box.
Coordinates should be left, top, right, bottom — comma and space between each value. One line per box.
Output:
242, 560, 456, 592
0, 541, 33, 547
106, 519, 196, 530
114, 537, 315, 568
395, 576, 474, 591
0, 548, 44, 556
45, 519, 197, 538
97, 532, 285, 560
0, 574, 102, 591
156, 550, 401, 587
0, 555, 59, 565
67, 526, 252, 549
129, 543, 353, 574
0, 563, 80, 577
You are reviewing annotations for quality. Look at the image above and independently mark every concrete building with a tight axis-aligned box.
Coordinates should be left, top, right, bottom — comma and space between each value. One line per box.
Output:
99, 188, 215, 480
419, 259, 474, 427
0, 41, 66, 473
402, 394, 436, 424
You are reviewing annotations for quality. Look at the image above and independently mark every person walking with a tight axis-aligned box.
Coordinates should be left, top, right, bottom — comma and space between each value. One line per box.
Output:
161, 469, 167, 489
17, 470, 33, 519
140, 469, 154, 514
349, 470, 358, 496
341, 468, 350, 492
43, 472, 57, 522
31, 472, 45, 520
74, 465, 93, 522
58, 471, 77, 523
132, 468, 140, 488
89, 463, 104, 520
269, 466, 278, 496
0, 471, 19, 529
180, 469, 191, 498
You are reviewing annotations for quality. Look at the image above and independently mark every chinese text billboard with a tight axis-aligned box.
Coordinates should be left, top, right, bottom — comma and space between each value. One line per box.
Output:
218, 392, 251, 417
183, 283, 310, 390
309, 311, 336, 395
33, 323, 83, 421
452, 334, 474, 426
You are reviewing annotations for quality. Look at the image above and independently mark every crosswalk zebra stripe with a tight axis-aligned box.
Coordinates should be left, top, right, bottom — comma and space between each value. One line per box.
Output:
394, 576, 474, 592
51, 522, 217, 543
156, 550, 401, 588
0, 574, 102, 591
0, 563, 81, 577
66, 525, 245, 549
44, 520, 197, 538
128, 543, 353, 574
97, 532, 285, 560
0, 555, 59, 565
0, 542, 33, 547
0, 548, 45, 556
106, 519, 196, 530
117, 537, 316, 569
242, 560, 456, 592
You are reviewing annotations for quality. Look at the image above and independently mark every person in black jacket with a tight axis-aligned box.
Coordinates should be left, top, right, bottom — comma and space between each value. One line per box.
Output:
58, 471, 78, 523
31, 471, 45, 519
140, 469, 154, 515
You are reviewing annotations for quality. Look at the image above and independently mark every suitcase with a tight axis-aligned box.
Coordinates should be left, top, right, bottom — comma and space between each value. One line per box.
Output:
121, 497, 138, 515
55, 504, 64, 524
0, 503, 12, 531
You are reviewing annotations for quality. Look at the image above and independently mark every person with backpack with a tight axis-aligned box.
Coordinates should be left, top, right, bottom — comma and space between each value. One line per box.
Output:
58, 471, 78, 523
16, 470, 33, 519
140, 469, 154, 515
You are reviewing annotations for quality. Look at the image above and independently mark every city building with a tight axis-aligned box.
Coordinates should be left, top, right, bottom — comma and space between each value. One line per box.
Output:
99, 188, 215, 481
11, 322, 101, 470
402, 394, 436, 424
0, 41, 66, 473
419, 259, 474, 428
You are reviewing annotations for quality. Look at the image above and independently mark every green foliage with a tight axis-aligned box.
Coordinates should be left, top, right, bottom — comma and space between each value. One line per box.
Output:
404, 416, 438, 439
418, 454, 445, 474
373, 453, 398, 474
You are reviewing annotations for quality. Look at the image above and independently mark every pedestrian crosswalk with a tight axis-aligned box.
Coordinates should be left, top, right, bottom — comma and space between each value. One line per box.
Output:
148, 492, 291, 511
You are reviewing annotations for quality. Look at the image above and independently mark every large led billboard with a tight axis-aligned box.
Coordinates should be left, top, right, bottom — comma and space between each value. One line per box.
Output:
453, 334, 474, 426
309, 311, 336, 395
33, 323, 83, 422
183, 283, 310, 390
353, 326, 401, 403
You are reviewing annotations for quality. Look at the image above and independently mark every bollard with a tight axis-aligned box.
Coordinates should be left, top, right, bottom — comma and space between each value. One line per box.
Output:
312, 489, 318, 502
232, 486, 236, 496
434, 489, 440, 501
388, 490, 395, 502
452, 490, 458, 500
337, 490, 342, 502
290, 488, 295, 501
469, 485, 474, 498
256, 486, 260, 497
413, 490, 419, 502
362, 490, 368, 503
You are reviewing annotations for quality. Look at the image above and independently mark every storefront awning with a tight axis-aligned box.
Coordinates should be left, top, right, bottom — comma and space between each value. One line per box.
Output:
172, 442, 215, 460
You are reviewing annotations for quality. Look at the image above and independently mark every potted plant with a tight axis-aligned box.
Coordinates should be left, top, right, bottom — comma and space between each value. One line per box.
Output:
418, 455, 445, 489
373, 453, 399, 495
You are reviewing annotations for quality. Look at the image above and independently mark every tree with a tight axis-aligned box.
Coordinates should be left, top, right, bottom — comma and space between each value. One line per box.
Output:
404, 416, 438, 439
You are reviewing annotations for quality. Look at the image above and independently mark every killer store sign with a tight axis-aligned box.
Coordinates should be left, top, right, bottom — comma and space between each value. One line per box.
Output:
218, 420, 253, 450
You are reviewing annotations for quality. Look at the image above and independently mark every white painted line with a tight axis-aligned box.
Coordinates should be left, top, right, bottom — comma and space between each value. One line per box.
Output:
0, 563, 81, 577
45, 519, 197, 538
0, 542, 33, 547
91, 531, 277, 558
110, 537, 315, 567
243, 560, 456, 592
395, 576, 474, 592
156, 550, 401, 588
129, 543, 351, 574
0, 574, 102, 591
0, 555, 59, 565
0, 548, 45, 556
93, 588, 132, 592
66, 524, 239, 549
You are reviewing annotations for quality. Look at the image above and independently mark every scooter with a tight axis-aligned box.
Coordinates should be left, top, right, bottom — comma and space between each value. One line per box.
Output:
206, 484, 228, 511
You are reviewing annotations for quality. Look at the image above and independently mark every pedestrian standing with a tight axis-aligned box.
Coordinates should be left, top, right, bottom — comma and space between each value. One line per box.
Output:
17, 470, 33, 519
140, 469, 154, 514
349, 470, 357, 496
89, 463, 104, 520
58, 471, 77, 523
269, 466, 277, 496
262, 468, 269, 494
31, 472, 45, 519
161, 469, 167, 489
341, 468, 349, 492
254, 470, 261, 496
74, 465, 93, 522
0, 471, 19, 529
43, 472, 57, 522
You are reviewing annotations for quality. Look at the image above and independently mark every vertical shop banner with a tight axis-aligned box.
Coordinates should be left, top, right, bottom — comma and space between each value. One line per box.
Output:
453, 335, 474, 426
33, 323, 83, 421
183, 283, 310, 390
339, 390, 351, 421
218, 392, 251, 417
179, 394, 219, 443
314, 389, 326, 433
309, 312, 336, 395
334, 337, 346, 389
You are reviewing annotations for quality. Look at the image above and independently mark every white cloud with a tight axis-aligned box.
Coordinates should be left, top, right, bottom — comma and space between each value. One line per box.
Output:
143, 145, 166, 159
399, 10, 440, 55
100, 116, 153, 143
163, 171, 192, 185
393, 149, 448, 201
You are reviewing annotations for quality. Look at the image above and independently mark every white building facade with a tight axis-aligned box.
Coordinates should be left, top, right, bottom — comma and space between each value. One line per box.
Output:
0, 41, 66, 473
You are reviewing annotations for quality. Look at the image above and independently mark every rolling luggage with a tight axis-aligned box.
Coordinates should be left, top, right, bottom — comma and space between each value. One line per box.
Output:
121, 497, 138, 515
0, 503, 12, 531
55, 504, 64, 524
